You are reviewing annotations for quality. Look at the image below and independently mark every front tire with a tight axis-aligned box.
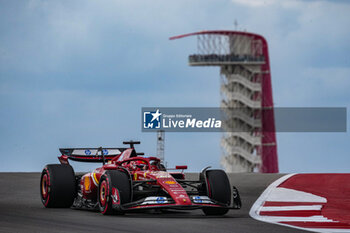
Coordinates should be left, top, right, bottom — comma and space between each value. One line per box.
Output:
98, 170, 131, 215
202, 169, 231, 216
40, 164, 76, 208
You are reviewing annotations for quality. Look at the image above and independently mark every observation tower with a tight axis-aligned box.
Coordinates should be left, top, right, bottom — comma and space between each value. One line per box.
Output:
170, 31, 278, 173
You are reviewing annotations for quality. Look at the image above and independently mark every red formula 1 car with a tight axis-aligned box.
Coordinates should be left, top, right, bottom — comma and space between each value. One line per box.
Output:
40, 141, 241, 215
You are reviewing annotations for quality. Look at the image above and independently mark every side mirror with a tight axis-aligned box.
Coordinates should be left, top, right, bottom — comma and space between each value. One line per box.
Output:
175, 165, 188, 170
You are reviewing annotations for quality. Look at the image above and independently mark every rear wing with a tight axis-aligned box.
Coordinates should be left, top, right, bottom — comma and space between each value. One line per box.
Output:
59, 147, 129, 163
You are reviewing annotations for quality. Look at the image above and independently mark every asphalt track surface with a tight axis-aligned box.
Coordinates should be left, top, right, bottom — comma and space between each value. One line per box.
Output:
0, 173, 308, 233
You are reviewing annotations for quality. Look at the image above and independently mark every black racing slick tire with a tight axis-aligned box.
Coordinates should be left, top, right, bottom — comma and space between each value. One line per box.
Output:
98, 170, 131, 215
40, 164, 76, 208
202, 169, 231, 216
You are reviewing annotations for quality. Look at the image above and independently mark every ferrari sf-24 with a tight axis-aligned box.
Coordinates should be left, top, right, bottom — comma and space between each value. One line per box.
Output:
40, 141, 241, 215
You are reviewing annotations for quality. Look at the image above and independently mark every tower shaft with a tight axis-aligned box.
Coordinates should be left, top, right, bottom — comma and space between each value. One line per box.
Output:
156, 130, 165, 163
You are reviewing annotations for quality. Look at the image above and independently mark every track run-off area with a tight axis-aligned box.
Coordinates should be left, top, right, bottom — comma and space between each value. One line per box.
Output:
250, 173, 350, 232
0, 173, 349, 233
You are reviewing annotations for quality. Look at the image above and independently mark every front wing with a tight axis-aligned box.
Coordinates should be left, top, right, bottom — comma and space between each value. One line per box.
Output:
117, 193, 241, 212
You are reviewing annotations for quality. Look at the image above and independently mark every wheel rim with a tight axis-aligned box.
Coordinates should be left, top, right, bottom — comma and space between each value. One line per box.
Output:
41, 174, 48, 199
100, 180, 107, 206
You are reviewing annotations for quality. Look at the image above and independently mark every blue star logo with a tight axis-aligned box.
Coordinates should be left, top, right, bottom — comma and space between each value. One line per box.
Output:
144, 109, 162, 129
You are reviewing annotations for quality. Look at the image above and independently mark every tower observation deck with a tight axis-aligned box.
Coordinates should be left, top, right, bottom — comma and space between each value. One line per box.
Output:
170, 31, 278, 173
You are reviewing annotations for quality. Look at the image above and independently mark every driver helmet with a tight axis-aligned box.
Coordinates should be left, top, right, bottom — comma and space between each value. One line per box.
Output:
134, 160, 147, 170
129, 160, 147, 171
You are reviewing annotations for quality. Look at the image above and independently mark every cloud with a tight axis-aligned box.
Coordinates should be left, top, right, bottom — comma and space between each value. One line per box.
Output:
229, 0, 350, 107
231, 0, 279, 7
304, 67, 350, 97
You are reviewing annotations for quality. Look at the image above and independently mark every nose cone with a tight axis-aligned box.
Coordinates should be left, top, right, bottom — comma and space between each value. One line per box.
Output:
175, 196, 192, 205
158, 177, 192, 205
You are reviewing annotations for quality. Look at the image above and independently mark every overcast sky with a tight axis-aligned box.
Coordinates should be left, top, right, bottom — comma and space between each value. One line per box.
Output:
0, 0, 349, 172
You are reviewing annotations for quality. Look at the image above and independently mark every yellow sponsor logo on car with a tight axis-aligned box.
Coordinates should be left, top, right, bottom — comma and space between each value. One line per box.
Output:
165, 181, 176, 184
84, 176, 90, 191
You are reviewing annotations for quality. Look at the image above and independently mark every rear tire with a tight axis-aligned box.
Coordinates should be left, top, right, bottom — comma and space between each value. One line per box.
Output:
98, 170, 131, 215
40, 164, 76, 208
202, 169, 231, 216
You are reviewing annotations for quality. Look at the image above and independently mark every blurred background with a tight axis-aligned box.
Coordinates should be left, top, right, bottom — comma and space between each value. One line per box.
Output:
0, 0, 349, 172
